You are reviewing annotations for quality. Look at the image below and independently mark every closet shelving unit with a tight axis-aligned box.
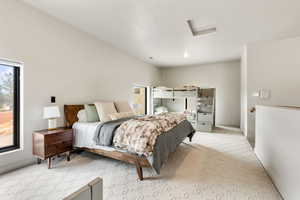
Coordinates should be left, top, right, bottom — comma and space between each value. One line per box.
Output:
197, 88, 216, 132
152, 87, 216, 132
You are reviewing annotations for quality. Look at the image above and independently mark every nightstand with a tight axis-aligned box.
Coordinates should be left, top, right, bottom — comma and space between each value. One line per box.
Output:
32, 128, 73, 169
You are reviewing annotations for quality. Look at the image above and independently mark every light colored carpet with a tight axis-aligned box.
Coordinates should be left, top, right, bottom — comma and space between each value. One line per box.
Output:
0, 128, 282, 200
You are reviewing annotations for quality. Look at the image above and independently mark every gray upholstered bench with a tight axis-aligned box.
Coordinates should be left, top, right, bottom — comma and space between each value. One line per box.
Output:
63, 177, 103, 200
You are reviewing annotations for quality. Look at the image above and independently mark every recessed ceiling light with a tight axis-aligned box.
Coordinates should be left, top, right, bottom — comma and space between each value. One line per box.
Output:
184, 52, 189, 58
187, 20, 217, 37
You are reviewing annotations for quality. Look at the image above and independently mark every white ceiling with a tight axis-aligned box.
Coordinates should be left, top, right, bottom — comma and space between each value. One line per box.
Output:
22, 0, 300, 67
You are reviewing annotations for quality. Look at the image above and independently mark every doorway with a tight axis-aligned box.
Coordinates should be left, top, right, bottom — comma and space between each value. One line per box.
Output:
132, 86, 147, 115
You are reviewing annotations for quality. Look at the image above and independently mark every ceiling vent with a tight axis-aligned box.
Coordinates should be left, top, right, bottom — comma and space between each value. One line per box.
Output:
187, 20, 216, 36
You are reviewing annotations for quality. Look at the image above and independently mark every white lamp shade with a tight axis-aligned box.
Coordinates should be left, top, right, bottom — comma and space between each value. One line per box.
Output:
43, 106, 60, 119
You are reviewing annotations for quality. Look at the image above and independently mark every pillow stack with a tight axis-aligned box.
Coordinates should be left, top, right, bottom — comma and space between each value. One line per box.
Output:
109, 112, 135, 120
77, 104, 99, 123
84, 104, 100, 122
114, 101, 133, 113
94, 102, 117, 122
76, 101, 134, 123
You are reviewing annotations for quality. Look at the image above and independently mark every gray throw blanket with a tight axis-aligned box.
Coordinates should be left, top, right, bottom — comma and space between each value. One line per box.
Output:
93, 117, 133, 146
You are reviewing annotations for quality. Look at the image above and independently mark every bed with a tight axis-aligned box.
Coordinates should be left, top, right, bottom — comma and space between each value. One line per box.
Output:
64, 105, 195, 180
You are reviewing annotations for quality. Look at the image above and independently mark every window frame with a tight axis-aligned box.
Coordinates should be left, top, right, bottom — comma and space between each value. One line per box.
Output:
0, 63, 20, 153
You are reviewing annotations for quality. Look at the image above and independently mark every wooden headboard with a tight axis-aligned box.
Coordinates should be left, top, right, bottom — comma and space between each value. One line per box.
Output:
64, 105, 84, 128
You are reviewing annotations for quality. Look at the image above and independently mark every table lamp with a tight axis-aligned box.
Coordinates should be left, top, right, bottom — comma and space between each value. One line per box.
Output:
43, 106, 60, 130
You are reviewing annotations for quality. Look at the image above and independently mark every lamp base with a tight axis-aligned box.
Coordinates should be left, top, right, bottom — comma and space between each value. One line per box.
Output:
48, 118, 58, 130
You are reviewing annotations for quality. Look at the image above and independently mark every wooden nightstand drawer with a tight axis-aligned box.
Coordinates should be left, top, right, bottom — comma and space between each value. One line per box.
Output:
45, 131, 73, 144
45, 141, 73, 157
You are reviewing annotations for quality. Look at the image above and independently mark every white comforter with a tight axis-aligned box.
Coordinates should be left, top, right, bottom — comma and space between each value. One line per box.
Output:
73, 122, 117, 151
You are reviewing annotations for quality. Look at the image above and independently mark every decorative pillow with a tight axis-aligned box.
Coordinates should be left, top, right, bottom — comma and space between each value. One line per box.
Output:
94, 102, 117, 122
77, 109, 88, 122
114, 101, 133, 112
109, 112, 135, 120
84, 104, 100, 122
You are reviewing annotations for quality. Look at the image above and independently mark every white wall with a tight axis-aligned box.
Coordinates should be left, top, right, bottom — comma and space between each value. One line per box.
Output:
255, 105, 300, 200
243, 36, 300, 143
160, 60, 241, 127
0, 0, 160, 173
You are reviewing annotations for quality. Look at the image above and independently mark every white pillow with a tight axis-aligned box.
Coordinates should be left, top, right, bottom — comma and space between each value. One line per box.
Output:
77, 109, 88, 122
114, 101, 133, 112
94, 102, 117, 122
109, 112, 135, 120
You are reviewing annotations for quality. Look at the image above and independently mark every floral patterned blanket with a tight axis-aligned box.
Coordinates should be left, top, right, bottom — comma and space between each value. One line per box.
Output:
113, 113, 186, 156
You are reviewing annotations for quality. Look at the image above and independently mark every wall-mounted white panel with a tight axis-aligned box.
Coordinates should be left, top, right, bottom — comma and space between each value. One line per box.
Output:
255, 105, 300, 200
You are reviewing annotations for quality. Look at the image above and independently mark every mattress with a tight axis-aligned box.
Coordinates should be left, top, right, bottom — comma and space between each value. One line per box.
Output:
73, 122, 122, 152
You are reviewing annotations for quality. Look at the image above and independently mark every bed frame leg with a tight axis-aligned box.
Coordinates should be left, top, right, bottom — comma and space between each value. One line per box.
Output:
188, 134, 193, 142
135, 160, 143, 181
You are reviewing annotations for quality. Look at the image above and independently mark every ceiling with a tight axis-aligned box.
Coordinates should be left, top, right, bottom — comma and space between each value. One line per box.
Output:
22, 0, 300, 67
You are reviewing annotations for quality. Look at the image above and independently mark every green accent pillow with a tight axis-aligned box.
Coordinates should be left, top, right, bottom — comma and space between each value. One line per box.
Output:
84, 104, 100, 122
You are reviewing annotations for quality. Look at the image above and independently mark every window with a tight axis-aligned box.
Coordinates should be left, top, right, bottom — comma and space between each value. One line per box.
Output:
0, 62, 20, 153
